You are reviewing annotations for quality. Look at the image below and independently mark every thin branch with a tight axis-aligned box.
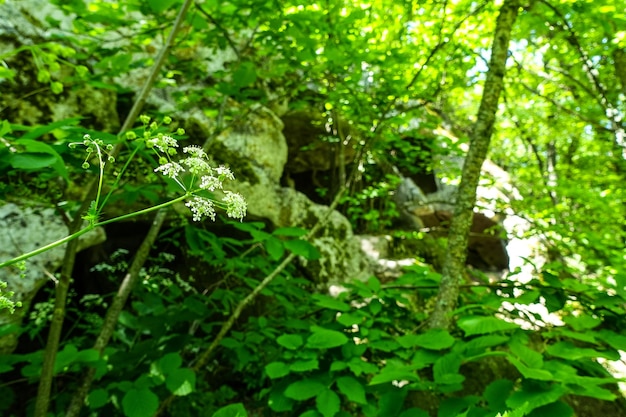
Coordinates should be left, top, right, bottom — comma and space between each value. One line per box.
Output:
33, 1, 194, 416
154, 186, 347, 416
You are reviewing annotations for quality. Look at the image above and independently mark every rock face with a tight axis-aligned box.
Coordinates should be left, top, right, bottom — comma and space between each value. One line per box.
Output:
192, 105, 373, 284
395, 170, 510, 272
0, 202, 105, 354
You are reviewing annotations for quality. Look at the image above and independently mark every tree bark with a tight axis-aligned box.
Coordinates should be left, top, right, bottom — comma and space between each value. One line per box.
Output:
428, 0, 520, 330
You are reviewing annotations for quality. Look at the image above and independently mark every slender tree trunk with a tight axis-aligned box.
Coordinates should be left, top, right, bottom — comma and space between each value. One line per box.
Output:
33, 2, 194, 416
428, 0, 521, 330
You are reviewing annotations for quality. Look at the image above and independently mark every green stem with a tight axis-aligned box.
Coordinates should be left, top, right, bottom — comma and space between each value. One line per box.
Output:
99, 143, 142, 210
0, 194, 188, 270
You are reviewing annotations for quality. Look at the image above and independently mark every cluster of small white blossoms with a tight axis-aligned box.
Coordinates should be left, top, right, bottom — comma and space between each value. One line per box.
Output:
149, 136, 246, 222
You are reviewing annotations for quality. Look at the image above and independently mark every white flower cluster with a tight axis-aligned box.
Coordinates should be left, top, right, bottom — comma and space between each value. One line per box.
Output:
146, 125, 246, 222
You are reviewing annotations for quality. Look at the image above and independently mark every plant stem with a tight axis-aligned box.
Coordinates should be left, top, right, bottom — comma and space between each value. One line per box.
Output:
0, 195, 188, 270
65, 208, 169, 417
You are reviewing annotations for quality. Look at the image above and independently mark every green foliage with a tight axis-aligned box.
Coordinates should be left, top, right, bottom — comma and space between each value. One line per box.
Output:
2, 0, 626, 416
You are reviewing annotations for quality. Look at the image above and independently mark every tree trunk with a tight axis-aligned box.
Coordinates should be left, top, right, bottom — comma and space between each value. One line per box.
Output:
428, 0, 521, 330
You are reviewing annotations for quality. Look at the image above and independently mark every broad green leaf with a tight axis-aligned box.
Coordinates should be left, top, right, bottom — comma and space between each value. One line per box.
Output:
233, 62, 257, 88
597, 330, 626, 350
212, 403, 248, 417
284, 240, 320, 260
462, 335, 510, 354
306, 328, 349, 349
268, 385, 295, 411
148, 0, 180, 13
528, 401, 573, 417
397, 329, 455, 350
87, 388, 109, 409
484, 379, 514, 411
316, 388, 340, 417
300, 411, 322, 417
336, 376, 367, 404
546, 341, 619, 361
10, 153, 57, 170
158, 352, 182, 375
433, 353, 464, 385
284, 379, 326, 400
265, 237, 285, 260
277, 334, 304, 350
165, 368, 195, 396
312, 294, 351, 312
265, 361, 291, 379
336, 312, 363, 326
457, 316, 519, 336
506, 356, 553, 381
506, 383, 567, 412
370, 363, 420, 385
509, 341, 543, 369
122, 388, 158, 417
398, 408, 430, 417
290, 359, 319, 372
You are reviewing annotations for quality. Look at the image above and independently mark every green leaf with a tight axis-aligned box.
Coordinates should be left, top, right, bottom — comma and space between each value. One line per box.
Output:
397, 329, 455, 350
290, 359, 319, 372
462, 335, 510, 354
506, 382, 567, 412
337, 312, 363, 326
312, 294, 351, 312
148, 0, 180, 13
122, 388, 158, 417
212, 403, 248, 417
457, 316, 519, 336
336, 376, 367, 404
158, 352, 182, 375
370, 363, 420, 385
233, 62, 257, 88
266, 361, 291, 379
10, 153, 57, 170
277, 334, 304, 350
433, 353, 464, 385
12, 138, 68, 179
529, 401, 573, 417
165, 368, 195, 396
484, 379, 514, 410
398, 408, 430, 417
306, 327, 349, 349
506, 356, 553, 381
269, 384, 295, 411
509, 341, 543, 369
87, 388, 109, 409
265, 237, 285, 260
546, 341, 619, 361
299, 411, 322, 417
284, 239, 320, 260
316, 388, 340, 417
284, 379, 326, 400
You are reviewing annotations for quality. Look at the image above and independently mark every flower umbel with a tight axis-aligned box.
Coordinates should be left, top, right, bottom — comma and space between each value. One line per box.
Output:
223, 191, 247, 221
141, 119, 245, 222
186, 197, 216, 222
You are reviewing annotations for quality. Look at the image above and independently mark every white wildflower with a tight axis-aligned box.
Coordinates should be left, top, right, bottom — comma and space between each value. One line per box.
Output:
223, 191, 247, 220
215, 165, 235, 181
182, 157, 211, 175
185, 197, 216, 221
154, 162, 184, 178
148, 135, 178, 153
199, 175, 222, 191
183, 145, 207, 159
